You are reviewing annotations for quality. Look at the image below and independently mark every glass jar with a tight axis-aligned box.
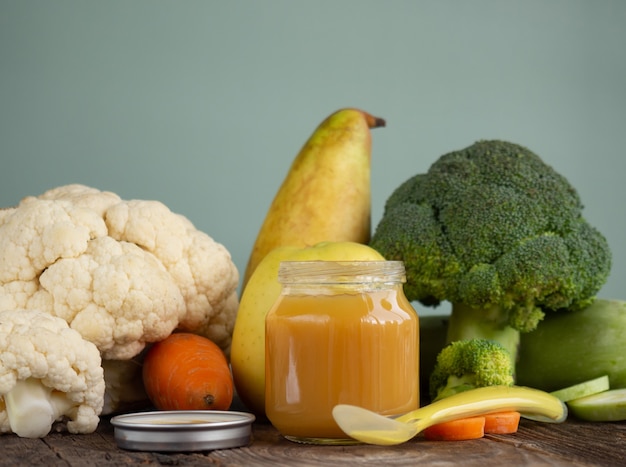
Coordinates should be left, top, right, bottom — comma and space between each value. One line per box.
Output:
265, 260, 419, 444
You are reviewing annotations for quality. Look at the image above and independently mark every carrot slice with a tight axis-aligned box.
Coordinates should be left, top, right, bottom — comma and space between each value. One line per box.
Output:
483, 411, 521, 434
423, 411, 521, 441
423, 416, 486, 441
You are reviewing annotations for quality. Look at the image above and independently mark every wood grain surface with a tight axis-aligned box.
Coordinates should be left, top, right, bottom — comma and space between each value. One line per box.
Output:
2, 416, 625, 466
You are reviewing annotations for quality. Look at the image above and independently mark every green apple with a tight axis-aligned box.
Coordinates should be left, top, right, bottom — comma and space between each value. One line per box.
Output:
230, 241, 385, 416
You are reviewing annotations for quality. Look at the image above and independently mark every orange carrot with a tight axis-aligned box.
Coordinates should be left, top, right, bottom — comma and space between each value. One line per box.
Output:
483, 411, 521, 434
423, 416, 486, 441
142, 332, 234, 411
424, 411, 522, 441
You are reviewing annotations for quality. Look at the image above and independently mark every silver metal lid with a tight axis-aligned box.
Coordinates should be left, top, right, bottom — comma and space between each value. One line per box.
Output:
110, 410, 256, 452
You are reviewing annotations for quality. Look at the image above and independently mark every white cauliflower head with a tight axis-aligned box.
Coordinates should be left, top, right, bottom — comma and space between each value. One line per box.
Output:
0, 309, 105, 437
0, 184, 239, 359
105, 199, 239, 351
29, 236, 187, 360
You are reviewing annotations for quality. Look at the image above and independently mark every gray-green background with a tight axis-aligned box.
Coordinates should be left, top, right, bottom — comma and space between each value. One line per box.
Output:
2, 1, 624, 313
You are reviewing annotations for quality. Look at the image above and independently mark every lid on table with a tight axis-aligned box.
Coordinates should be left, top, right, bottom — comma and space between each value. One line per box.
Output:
110, 410, 256, 452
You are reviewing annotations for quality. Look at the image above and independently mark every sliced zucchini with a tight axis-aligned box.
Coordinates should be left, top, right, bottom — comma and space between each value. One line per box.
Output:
567, 388, 626, 422
549, 375, 610, 402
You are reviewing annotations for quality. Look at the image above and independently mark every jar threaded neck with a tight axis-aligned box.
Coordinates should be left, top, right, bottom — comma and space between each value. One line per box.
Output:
277, 260, 406, 285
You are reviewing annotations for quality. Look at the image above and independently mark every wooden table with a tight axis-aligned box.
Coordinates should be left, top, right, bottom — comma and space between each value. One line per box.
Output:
3, 416, 625, 466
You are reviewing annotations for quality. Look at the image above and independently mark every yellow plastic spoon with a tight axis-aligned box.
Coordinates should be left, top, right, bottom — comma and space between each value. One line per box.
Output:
332, 386, 567, 446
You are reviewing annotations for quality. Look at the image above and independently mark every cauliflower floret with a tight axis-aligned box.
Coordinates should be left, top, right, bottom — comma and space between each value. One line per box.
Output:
0, 280, 38, 311
28, 236, 186, 360
100, 357, 148, 415
0, 198, 107, 282
34, 184, 122, 217
0, 207, 14, 224
105, 199, 239, 352
0, 309, 105, 438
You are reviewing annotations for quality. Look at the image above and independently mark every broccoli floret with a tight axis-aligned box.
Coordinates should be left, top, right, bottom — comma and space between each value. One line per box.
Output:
371, 140, 612, 362
429, 339, 514, 402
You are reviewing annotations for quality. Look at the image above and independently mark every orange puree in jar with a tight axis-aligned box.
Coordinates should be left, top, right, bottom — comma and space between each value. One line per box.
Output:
265, 261, 419, 444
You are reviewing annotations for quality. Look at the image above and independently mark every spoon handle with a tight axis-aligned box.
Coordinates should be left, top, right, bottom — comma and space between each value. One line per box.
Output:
397, 386, 566, 428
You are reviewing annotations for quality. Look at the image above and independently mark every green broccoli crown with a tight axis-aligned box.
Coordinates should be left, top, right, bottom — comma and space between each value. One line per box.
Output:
371, 140, 612, 332
429, 338, 514, 402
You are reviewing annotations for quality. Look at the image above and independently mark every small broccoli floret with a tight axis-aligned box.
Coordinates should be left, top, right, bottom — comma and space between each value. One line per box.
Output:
371, 140, 612, 364
429, 339, 514, 402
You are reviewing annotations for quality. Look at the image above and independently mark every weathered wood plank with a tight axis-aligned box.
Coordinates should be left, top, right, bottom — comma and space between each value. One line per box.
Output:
0, 417, 624, 466
504, 418, 626, 466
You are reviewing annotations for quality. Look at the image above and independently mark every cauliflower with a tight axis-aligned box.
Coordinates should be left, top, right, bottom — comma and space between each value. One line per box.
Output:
101, 357, 149, 415
0, 309, 105, 438
104, 198, 238, 350
0, 184, 240, 413
30, 235, 187, 360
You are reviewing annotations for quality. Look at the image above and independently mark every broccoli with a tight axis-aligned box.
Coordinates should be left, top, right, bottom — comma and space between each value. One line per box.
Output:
371, 140, 612, 363
429, 338, 514, 402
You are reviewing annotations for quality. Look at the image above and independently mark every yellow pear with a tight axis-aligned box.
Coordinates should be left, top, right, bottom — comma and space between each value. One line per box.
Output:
230, 241, 385, 417
241, 108, 385, 289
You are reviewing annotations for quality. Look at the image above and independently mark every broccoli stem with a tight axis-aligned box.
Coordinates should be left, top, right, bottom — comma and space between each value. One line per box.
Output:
445, 303, 520, 363
5, 378, 74, 438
